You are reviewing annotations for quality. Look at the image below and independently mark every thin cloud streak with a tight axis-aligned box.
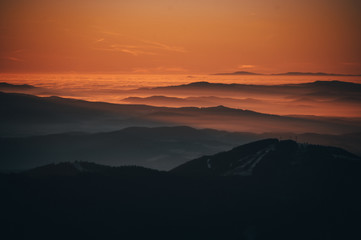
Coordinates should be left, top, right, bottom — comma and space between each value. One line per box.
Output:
94, 44, 157, 56
141, 40, 186, 53
2, 57, 24, 62
93, 31, 186, 56
132, 66, 188, 73
238, 65, 256, 69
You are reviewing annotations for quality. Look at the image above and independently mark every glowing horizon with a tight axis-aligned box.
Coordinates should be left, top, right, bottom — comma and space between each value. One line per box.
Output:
1, 0, 361, 75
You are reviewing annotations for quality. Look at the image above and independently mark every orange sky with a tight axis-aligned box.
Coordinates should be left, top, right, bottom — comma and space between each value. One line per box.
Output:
1, 0, 361, 74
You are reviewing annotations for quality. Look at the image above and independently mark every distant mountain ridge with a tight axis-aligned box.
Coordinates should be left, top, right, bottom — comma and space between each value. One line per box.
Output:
0, 82, 37, 90
141, 80, 361, 96
212, 71, 361, 76
274, 72, 361, 76
213, 71, 262, 75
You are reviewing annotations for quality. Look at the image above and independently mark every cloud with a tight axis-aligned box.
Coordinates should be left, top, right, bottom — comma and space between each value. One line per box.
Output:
119, 48, 156, 56
95, 44, 157, 56
238, 65, 255, 69
2, 56, 23, 62
95, 38, 105, 43
141, 40, 186, 53
100, 31, 122, 36
93, 32, 186, 56
132, 66, 187, 73
13, 49, 25, 54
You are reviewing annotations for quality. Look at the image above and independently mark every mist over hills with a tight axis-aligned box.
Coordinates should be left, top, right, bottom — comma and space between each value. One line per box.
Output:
0, 82, 54, 95
1, 91, 359, 137
0, 82, 37, 90
2, 80, 360, 117
0, 126, 258, 171
3, 80, 361, 103
121, 93, 361, 116
129, 80, 361, 116
1, 82, 360, 174
122, 95, 263, 108
0, 91, 161, 136
135, 80, 361, 98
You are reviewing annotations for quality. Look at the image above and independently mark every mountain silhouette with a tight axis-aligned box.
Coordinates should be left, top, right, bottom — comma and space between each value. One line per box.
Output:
24, 161, 164, 177
0, 82, 37, 90
171, 139, 361, 176
140, 80, 361, 94
213, 71, 262, 75
132, 80, 361, 102
0, 82, 55, 95
274, 72, 361, 76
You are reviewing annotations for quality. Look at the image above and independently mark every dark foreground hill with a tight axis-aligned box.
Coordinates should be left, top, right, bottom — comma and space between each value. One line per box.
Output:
171, 138, 361, 176
23, 161, 164, 177
1, 139, 360, 240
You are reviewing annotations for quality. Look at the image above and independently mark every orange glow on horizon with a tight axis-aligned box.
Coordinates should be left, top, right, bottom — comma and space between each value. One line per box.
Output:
1, 73, 361, 118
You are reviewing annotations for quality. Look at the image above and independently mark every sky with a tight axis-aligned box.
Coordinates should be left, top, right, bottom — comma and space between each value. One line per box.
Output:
1, 0, 361, 74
